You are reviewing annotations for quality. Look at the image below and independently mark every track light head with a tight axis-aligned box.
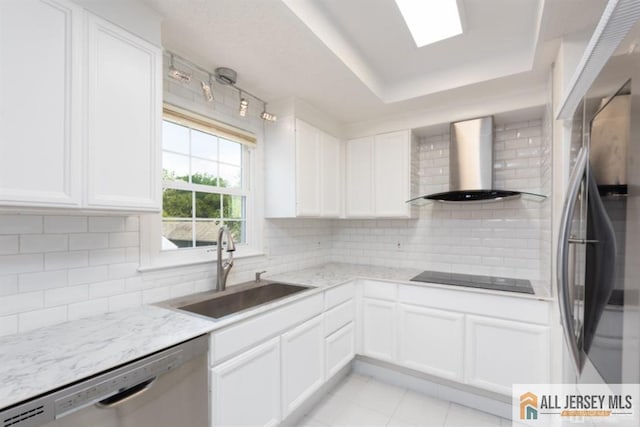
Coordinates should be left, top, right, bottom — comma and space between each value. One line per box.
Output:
239, 97, 249, 117
201, 78, 214, 102
168, 54, 191, 83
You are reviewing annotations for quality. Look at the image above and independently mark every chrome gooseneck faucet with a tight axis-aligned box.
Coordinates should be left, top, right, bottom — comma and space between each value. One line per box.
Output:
216, 226, 236, 292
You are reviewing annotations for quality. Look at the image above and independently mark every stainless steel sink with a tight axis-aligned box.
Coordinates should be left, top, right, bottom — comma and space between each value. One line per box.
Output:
177, 282, 311, 319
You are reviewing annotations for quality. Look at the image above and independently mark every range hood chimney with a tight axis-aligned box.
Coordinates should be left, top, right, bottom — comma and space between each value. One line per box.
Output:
408, 116, 543, 203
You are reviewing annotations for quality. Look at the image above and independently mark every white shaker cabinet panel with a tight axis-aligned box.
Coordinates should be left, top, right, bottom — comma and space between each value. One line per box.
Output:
362, 298, 396, 362
281, 315, 325, 417
345, 136, 375, 217
210, 337, 281, 427
465, 315, 551, 395
294, 118, 320, 216
320, 132, 341, 217
374, 130, 411, 217
397, 304, 464, 381
326, 322, 355, 378
0, 0, 82, 207
265, 117, 341, 218
84, 14, 161, 211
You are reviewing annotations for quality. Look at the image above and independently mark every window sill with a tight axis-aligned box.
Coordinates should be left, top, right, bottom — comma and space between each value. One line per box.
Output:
137, 248, 265, 273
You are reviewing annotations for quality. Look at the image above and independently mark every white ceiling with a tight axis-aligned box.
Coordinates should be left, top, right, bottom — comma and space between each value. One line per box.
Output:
141, 0, 607, 124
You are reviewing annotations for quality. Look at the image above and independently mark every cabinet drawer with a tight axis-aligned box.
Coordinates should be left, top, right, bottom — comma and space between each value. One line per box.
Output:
362, 280, 396, 300
398, 284, 550, 324
211, 293, 323, 364
325, 322, 355, 378
325, 282, 354, 309
324, 299, 354, 336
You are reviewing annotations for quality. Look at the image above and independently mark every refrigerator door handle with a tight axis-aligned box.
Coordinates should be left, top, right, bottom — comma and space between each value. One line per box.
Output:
557, 146, 589, 374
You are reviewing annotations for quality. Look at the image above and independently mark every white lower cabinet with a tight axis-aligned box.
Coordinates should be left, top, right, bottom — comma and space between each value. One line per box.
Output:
210, 337, 281, 427
362, 298, 396, 362
281, 315, 325, 417
397, 304, 464, 381
464, 315, 551, 395
326, 322, 355, 378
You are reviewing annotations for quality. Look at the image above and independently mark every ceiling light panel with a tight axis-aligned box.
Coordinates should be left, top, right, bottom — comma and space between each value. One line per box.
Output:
395, 0, 463, 47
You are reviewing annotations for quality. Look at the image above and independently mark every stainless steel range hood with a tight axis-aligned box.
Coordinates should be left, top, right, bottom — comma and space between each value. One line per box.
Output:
408, 116, 545, 204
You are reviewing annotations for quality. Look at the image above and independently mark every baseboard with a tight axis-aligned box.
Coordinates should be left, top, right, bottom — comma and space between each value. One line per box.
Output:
353, 356, 512, 419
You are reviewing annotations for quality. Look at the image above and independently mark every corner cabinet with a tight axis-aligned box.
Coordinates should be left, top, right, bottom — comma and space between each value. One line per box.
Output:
265, 117, 341, 218
345, 130, 416, 218
0, 1, 161, 212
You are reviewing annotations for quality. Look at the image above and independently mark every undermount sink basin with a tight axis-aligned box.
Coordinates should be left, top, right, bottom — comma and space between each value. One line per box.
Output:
177, 282, 311, 319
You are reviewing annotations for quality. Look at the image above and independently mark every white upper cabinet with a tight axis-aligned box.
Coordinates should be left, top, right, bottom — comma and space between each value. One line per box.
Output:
0, 1, 161, 212
265, 117, 341, 218
0, 0, 82, 207
345, 130, 414, 218
84, 14, 161, 211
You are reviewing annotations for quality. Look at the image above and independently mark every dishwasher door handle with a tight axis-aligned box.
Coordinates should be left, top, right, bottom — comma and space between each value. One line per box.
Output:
95, 377, 157, 409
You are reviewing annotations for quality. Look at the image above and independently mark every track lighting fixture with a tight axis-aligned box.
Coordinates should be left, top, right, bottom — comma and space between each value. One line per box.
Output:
168, 54, 192, 83
260, 103, 277, 122
165, 50, 277, 122
239, 94, 249, 117
201, 76, 214, 102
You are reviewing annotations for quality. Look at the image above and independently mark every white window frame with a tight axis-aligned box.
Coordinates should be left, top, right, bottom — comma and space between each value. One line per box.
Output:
139, 104, 263, 271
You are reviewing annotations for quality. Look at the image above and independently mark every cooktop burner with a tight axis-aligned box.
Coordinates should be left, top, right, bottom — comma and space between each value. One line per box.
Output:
410, 271, 534, 294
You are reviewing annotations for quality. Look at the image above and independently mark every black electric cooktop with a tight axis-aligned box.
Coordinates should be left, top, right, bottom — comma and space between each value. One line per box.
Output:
410, 271, 534, 294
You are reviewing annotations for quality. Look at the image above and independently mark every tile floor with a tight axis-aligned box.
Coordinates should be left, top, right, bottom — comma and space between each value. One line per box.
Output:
299, 372, 512, 427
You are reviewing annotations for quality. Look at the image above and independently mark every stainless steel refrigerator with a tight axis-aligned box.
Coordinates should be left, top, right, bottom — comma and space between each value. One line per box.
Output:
558, 55, 640, 386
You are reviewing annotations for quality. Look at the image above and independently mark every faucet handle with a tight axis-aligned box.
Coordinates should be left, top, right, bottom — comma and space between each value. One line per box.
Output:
255, 270, 267, 282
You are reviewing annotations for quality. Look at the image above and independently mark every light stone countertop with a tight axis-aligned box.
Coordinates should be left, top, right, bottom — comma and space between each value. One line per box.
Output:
0, 305, 215, 410
0, 262, 551, 411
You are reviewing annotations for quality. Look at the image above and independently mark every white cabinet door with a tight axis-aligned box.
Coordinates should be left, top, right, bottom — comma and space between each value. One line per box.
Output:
281, 315, 325, 417
211, 337, 281, 427
465, 315, 550, 395
374, 131, 410, 217
362, 298, 396, 362
85, 14, 161, 211
320, 132, 341, 217
294, 119, 320, 216
345, 136, 374, 217
397, 304, 464, 381
326, 322, 355, 378
0, 0, 82, 207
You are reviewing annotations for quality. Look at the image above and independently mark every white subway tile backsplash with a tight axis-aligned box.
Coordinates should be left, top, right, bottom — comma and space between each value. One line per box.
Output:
0, 275, 18, 296
68, 266, 108, 285
0, 215, 42, 234
108, 262, 139, 280
89, 279, 126, 298
89, 248, 126, 265
0, 236, 19, 255
45, 251, 89, 270
68, 298, 109, 321
44, 285, 88, 307
108, 292, 142, 311
0, 254, 43, 275
19, 270, 68, 292
88, 217, 126, 233
109, 232, 139, 248
69, 233, 109, 250
0, 292, 44, 316
20, 234, 68, 253
19, 307, 67, 333
0, 315, 18, 337
44, 216, 87, 233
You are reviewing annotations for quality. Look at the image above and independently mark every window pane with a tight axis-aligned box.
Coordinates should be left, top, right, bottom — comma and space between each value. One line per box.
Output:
163, 152, 189, 182
224, 220, 245, 244
162, 189, 192, 218
223, 195, 244, 219
162, 219, 193, 249
195, 191, 221, 219
192, 130, 217, 160
219, 164, 241, 188
195, 219, 218, 247
191, 158, 218, 186
163, 121, 189, 154
219, 138, 242, 166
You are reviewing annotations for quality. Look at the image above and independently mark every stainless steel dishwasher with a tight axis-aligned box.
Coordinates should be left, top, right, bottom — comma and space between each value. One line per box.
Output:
1, 335, 208, 427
